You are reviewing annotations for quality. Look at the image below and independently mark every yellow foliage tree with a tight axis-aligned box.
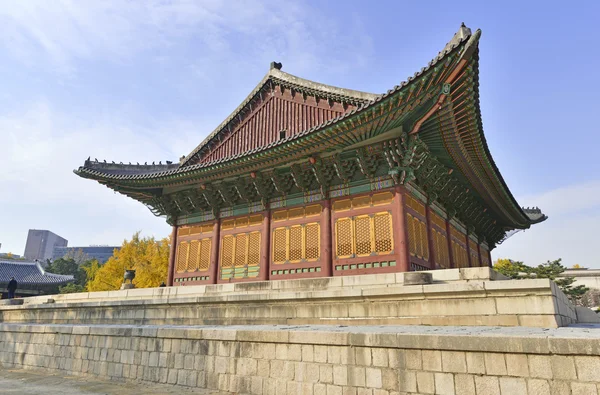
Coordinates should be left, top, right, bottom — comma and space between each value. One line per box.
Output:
86, 232, 170, 291
572, 264, 583, 269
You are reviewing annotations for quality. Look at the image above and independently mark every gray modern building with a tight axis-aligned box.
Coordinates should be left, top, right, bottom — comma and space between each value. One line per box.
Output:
23, 230, 68, 261
52, 246, 119, 264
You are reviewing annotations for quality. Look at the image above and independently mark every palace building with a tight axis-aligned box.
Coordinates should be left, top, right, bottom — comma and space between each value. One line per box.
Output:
76, 25, 546, 286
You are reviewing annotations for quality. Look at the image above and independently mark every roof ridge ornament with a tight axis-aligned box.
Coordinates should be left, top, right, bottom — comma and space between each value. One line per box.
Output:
270, 61, 282, 70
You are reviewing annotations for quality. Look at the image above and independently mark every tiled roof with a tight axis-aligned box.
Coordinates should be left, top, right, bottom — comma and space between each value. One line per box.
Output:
75, 25, 472, 182
0, 261, 74, 285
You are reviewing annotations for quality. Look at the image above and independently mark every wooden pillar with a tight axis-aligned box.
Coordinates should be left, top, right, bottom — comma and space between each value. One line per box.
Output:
321, 200, 333, 277
393, 186, 410, 272
167, 225, 178, 286
446, 221, 455, 268
488, 250, 493, 268
259, 211, 271, 281
209, 219, 220, 284
425, 206, 436, 269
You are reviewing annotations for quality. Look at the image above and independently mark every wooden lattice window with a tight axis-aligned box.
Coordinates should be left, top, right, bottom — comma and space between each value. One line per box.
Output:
273, 228, 288, 263
373, 212, 393, 254
305, 223, 320, 260
248, 232, 261, 266
289, 225, 303, 261
199, 239, 211, 271
176, 242, 189, 273
187, 240, 199, 271
334, 212, 394, 258
271, 223, 320, 264
469, 240, 480, 266
220, 232, 261, 268
452, 239, 469, 268
335, 218, 354, 258
433, 229, 450, 268
221, 236, 235, 268
405, 195, 427, 217
406, 213, 429, 260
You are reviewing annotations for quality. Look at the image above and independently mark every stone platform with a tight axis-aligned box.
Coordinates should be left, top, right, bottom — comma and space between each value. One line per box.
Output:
0, 268, 589, 328
1, 323, 599, 394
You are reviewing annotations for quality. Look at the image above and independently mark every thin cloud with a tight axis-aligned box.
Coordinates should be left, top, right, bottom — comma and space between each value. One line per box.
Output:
494, 181, 600, 269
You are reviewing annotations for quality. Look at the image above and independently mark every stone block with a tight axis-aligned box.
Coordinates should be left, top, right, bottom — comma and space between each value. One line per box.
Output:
474, 376, 500, 395
454, 374, 475, 395
302, 345, 314, 362
575, 356, 600, 382
348, 366, 366, 387
314, 383, 327, 395
505, 354, 529, 377
381, 368, 398, 391
422, 350, 442, 372
550, 355, 577, 380
315, 346, 328, 363
366, 367, 382, 388
441, 351, 467, 373
499, 377, 527, 395
327, 384, 343, 395
528, 355, 553, 379
571, 383, 598, 395
333, 365, 348, 386
527, 379, 550, 395
434, 372, 455, 395
372, 348, 389, 367
355, 347, 372, 366
416, 371, 435, 394
484, 353, 507, 376
549, 381, 571, 395
319, 364, 333, 384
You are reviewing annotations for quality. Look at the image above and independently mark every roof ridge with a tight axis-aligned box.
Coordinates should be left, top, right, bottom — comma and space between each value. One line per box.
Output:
178, 65, 378, 168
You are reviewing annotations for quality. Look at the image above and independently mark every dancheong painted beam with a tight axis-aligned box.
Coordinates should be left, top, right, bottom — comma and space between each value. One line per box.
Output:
75, 24, 547, 286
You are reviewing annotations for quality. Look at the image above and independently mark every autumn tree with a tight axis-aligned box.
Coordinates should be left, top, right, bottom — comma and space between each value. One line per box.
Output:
494, 258, 589, 304
86, 232, 170, 291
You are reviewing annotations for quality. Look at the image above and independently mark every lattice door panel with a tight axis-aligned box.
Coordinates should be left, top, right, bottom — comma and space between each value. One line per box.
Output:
234, 233, 248, 267
247, 232, 261, 267
220, 236, 235, 268
373, 212, 393, 254
305, 223, 320, 260
176, 242, 189, 273
354, 215, 372, 257
187, 240, 200, 271
335, 218, 354, 258
289, 225, 304, 262
272, 227, 288, 264
199, 238, 211, 271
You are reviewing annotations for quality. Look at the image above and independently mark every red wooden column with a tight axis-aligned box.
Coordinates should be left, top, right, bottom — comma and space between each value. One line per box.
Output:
393, 186, 410, 272
488, 250, 493, 268
425, 206, 436, 269
259, 211, 271, 281
321, 200, 333, 277
209, 219, 220, 284
446, 221, 455, 268
167, 225, 178, 286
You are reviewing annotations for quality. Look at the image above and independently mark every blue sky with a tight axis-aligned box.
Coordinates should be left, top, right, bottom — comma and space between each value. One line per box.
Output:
1, 1, 598, 268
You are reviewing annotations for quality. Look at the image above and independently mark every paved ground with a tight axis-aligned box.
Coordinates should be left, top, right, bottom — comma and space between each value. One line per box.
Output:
0, 369, 227, 395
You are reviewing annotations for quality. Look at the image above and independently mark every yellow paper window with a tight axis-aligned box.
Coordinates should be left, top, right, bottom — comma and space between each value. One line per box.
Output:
176, 242, 189, 273
354, 215, 372, 256
249, 215, 263, 227
221, 236, 234, 268
288, 207, 304, 220
289, 226, 303, 261
248, 232, 261, 266
273, 227, 287, 263
372, 191, 393, 206
235, 233, 248, 267
352, 196, 371, 209
199, 238, 211, 271
305, 204, 322, 217
187, 240, 199, 271
333, 199, 351, 212
305, 223, 320, 260
272, 210, 287, 222
374, 212, 393, 254
336, 218, 353, 257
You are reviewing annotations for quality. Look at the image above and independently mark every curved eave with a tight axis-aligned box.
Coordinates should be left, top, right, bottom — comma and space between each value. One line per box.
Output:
418, 34, 540, 230
75, 30, 472, 189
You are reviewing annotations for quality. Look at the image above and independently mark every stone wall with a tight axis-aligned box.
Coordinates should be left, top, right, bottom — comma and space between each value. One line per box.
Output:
0, 269, 583, 328
1, 323, 599, 394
